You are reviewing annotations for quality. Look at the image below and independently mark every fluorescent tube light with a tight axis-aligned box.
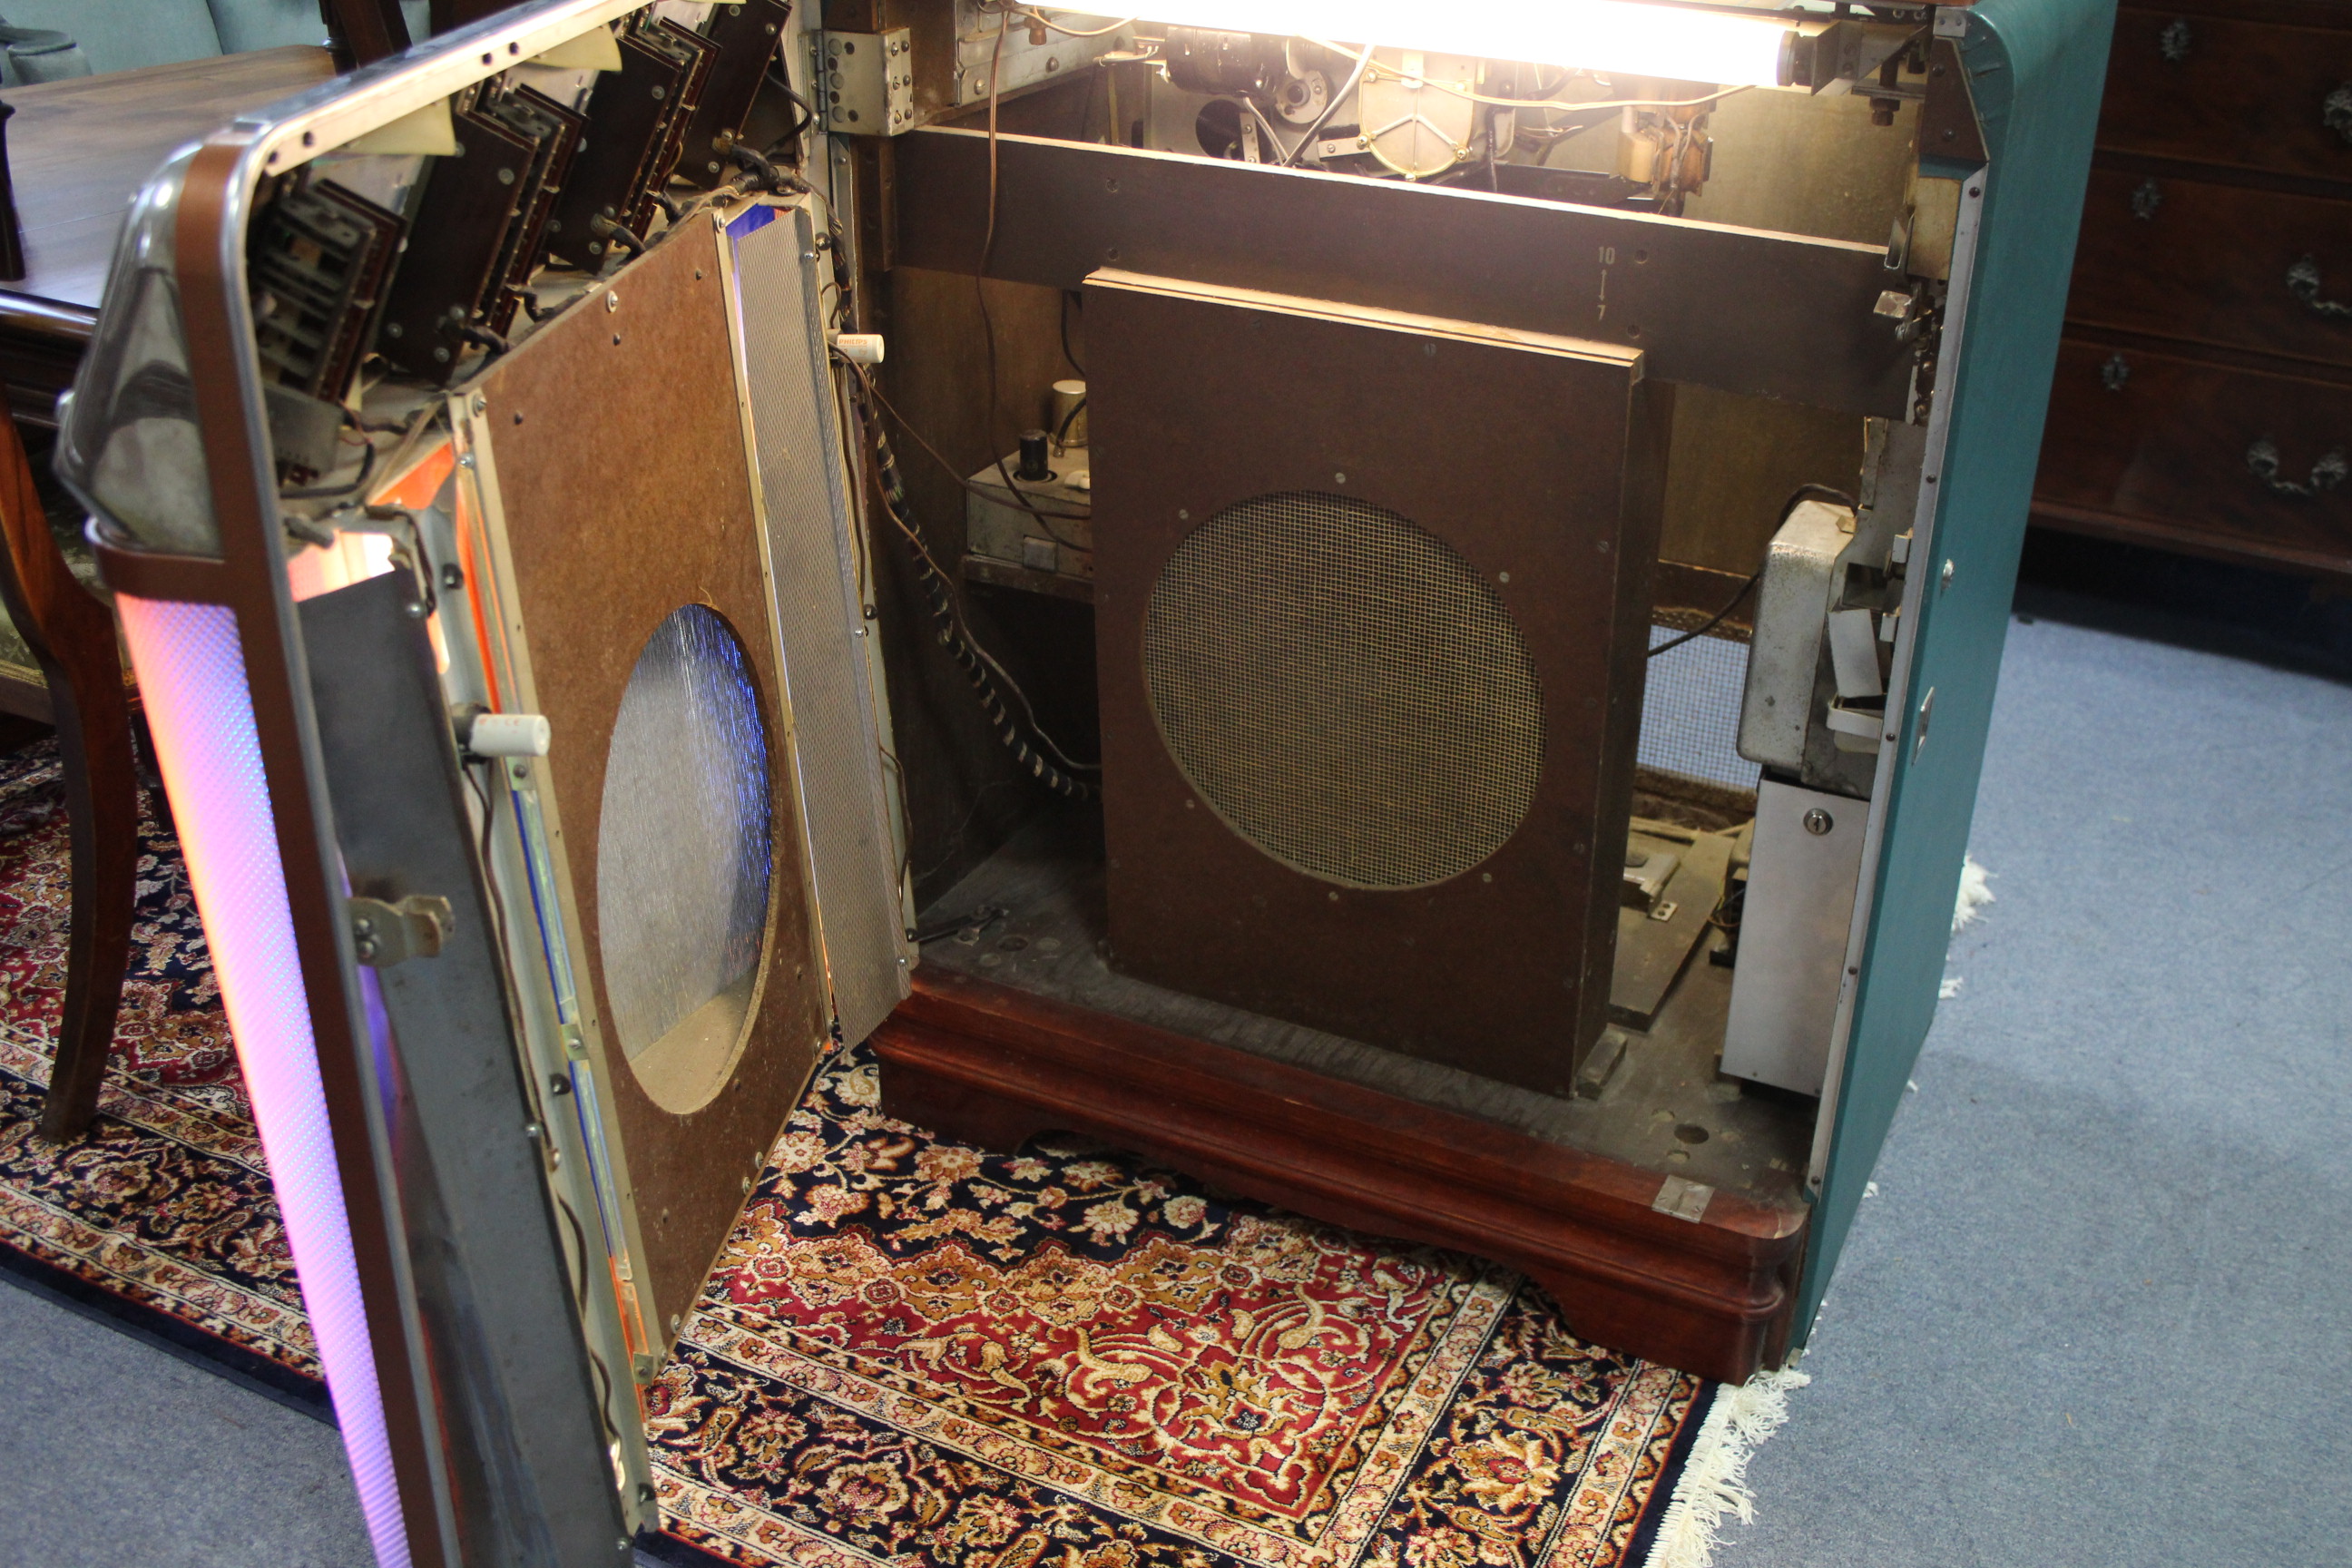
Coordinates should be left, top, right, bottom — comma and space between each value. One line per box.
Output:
118, 596, 415, 1568
1065, 0, 1798, 88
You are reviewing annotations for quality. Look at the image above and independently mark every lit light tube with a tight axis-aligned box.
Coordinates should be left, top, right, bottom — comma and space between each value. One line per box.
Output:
1063, 0, 1798, 87
116, 596, 413, 1568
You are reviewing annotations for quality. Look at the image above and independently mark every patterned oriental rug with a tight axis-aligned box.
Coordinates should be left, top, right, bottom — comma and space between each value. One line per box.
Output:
0, 738, 1758, 1568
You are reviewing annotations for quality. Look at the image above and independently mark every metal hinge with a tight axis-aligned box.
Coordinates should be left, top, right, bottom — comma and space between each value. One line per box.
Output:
348, 895, 454, 966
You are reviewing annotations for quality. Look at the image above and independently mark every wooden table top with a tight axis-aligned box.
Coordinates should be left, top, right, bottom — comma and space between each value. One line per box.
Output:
5, 45, 337, 327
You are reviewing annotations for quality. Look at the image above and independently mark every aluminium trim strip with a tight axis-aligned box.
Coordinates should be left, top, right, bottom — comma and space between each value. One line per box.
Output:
1806, 171, 1991, 1195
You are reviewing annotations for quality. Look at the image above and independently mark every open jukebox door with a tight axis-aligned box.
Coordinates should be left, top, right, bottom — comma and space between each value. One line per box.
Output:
54, 4, 907, 1563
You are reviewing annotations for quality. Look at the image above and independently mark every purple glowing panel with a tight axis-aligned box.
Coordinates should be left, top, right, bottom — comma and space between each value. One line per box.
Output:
116, 595, 413, 1568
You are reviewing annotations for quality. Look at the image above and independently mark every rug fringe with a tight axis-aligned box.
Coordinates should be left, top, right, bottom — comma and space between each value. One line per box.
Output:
1642, 1366, 1810, 1568
1951, 852, 1994, 935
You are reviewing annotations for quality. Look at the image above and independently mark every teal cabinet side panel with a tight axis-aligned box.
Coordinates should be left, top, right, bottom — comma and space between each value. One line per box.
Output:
1796, 0, 2116, 1339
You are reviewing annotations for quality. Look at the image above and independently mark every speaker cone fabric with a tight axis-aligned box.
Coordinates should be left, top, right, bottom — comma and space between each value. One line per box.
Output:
1142, 489, 1545, 891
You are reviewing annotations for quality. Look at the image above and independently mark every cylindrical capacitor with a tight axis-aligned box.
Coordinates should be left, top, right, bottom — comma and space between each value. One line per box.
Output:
466, 711, 552, 758
1015, 429, 1053, 482
1162, 27, 1283, 96
1051, 378, 1087, 449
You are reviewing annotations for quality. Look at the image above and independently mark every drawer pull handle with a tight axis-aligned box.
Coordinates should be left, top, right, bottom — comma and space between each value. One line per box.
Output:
2130, 179, 2162, 220
2247, 438, 2348, 498
2100, 353, 2131, 391
2159, 17, 2191, 62
2288, 257, 2352, 319
2328, 83, 2352, 144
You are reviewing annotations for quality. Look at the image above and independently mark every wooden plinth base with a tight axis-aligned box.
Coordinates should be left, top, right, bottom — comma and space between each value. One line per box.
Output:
872, 968, 1807, 1383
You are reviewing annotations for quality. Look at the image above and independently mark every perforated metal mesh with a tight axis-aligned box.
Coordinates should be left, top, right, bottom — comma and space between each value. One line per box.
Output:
1640, 621, 1759, 794
1142, 491, 1545, 889
596, 605, 773, 1103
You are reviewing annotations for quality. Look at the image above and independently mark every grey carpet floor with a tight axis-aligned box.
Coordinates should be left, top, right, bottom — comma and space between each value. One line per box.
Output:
0, 1279, 369, 1564
1717, 610, 2352, 1566
0, 606, 2342, 1565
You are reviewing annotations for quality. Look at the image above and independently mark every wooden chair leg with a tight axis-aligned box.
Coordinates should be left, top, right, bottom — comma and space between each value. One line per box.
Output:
0, 416, 141, 1142
38, 672, 136, 1142
132, 706, 172, 840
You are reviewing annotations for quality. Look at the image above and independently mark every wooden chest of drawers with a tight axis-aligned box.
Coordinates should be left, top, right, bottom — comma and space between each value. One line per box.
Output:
2032, 0, 2352, 575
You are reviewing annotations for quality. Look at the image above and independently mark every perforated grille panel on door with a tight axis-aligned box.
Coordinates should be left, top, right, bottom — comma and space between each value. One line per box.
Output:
1141, 491, 1546, 889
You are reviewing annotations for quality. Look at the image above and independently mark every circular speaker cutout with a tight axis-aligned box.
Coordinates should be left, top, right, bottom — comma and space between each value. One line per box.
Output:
596, 605, 774, 1113
1142, 491, 1545, 889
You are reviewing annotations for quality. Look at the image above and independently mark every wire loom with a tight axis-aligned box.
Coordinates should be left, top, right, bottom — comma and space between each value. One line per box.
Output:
848, 377, 1096, 801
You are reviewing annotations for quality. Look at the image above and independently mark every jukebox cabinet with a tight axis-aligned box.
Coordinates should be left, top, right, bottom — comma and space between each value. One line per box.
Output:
54, 0, 2109, 1557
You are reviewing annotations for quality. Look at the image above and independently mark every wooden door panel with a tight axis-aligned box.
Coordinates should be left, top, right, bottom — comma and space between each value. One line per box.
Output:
2070, 168, 2352, 368
2100, 7, 2352, 180
2034, 338, 2352, 571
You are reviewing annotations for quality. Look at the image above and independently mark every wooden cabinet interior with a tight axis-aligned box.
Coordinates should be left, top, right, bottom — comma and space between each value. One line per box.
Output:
845, 53, 1956, 1378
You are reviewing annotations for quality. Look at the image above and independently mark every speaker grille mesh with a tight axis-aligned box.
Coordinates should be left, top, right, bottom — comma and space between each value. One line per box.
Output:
1142, 491, 1544, 890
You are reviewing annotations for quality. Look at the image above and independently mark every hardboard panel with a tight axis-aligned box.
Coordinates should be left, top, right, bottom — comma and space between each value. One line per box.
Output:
1088, 271, 1660, 1100
478, 220, 828, 1341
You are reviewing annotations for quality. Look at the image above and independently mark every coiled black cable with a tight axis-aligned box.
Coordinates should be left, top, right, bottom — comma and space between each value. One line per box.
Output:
847, 377, 1096, 801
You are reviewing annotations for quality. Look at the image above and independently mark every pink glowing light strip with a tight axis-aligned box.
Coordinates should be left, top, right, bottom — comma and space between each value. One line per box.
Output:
117, 595, 413, 1568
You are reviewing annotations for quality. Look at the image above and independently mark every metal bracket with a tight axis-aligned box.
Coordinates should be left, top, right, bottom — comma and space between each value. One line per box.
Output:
951, 2, 1132, 108
348, 895, 455, 966
1651, 1175, 1714, 1222
812, 29, 914, 135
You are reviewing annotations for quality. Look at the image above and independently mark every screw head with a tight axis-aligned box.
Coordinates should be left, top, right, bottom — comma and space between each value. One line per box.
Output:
1803, 808, 1834, 836
605, 290, 620, 312
469, 392, 485, 416
1940, 558, 1956, 591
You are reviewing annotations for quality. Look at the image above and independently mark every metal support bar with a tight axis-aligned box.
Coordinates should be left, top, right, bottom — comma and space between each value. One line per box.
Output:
303, 572, 632, 1568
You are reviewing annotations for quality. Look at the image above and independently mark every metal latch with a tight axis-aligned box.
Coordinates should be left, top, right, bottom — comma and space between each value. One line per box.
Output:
349, 896, 454, 966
